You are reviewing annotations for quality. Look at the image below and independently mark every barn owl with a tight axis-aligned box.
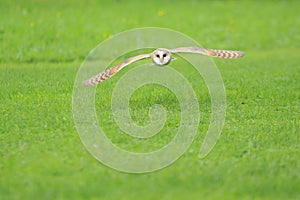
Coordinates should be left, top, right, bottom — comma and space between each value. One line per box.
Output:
83, 47, 245, 86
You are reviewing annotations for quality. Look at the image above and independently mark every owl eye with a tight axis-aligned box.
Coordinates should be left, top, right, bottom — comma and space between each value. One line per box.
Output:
163, 53, 167, 57
156, 54, 160, 58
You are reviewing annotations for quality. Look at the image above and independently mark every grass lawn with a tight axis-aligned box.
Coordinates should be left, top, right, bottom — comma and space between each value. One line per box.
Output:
0, 0, 299, 199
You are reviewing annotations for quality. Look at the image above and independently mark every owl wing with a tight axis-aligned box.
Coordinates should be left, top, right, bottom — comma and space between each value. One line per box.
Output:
83, 53, 151, 86
171, 47, 245, 59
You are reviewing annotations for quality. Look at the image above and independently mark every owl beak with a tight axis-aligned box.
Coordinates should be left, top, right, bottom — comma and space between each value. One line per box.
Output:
160, 57, 164, 63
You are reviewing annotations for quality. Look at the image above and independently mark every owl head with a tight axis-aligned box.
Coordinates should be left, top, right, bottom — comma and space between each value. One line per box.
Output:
151, 48, 172, 66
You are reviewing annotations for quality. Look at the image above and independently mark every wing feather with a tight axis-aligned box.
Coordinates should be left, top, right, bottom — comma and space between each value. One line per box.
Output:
171, 47, 245, 59
83, 53, 150, 86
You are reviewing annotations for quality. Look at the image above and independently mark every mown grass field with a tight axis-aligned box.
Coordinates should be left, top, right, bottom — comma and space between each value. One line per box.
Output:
0, 0, 299, 199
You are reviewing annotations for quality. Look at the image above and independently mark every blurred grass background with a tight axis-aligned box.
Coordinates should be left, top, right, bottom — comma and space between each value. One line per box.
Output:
1, 0, 299, 62
0, 0, 299, 199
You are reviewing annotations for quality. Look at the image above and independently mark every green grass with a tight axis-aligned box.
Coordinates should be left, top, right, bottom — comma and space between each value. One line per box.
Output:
1, 0, 299, 199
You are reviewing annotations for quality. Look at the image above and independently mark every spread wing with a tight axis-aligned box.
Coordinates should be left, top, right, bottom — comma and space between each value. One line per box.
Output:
171, 47, 245, 59
83, 53, 151, 86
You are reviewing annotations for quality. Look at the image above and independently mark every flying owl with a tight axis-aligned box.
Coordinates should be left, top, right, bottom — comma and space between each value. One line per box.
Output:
83, 47, 245, 86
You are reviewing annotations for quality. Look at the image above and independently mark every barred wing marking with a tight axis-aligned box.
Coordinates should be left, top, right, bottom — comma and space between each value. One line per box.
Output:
83, 53, 150, 86
171, 47, 245, 58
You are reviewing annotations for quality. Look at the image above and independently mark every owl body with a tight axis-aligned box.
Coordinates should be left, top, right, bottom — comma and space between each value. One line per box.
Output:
151, 48, 172, 66
83, 46, 245, 86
